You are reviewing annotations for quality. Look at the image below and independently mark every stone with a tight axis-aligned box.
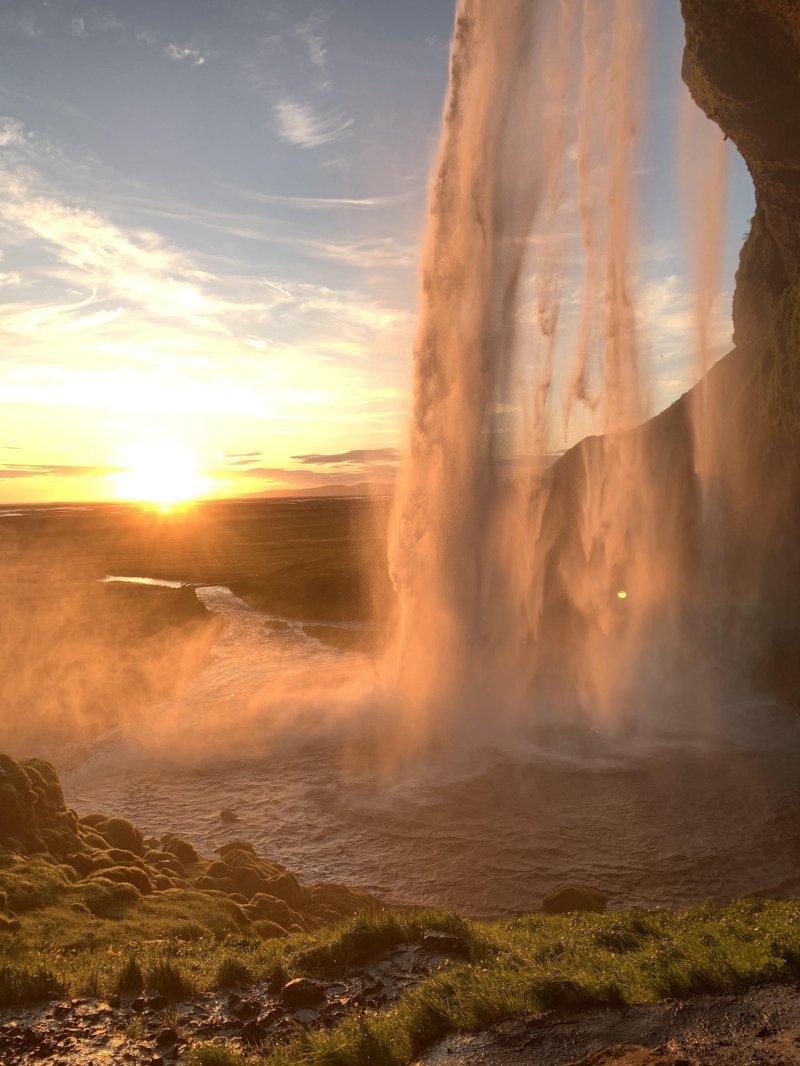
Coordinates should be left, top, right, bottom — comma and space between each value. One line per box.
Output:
422, 929, 465, 953
155, 1027, 179, 1047
280, 977, 326, 1008
241, 1018, 268, 1045
542, 884, 607, 914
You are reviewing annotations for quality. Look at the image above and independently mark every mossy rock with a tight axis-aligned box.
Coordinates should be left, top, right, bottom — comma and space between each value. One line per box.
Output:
245, 893, 293, 928
78, 827, 111, 851
306, 882, 378, 919
80, 878, 141, 915
78, 813, 107, 829
106, 848, 144, 866
89, 855, 117, 873
250, 919, 289, 939
88, 818, 144, 857
63, 852, 94, 878
144, 850, 186, 876
89, 865, 153, 895
213, 843, 305, 907
160, 834, 199, 865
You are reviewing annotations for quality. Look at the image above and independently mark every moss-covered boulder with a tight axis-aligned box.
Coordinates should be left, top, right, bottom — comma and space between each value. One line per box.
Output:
0, 752, 381, 932
0, 756, 82, 856
80, 816, 144, 857
160, 834, 199, 865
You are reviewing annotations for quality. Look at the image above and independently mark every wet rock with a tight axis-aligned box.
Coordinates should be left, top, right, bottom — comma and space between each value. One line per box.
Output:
220, 809, 238, 823
423, 929, 466, 953
543, 884, 607, 914
230, 998, 260, 1021
155, 1026, 179, 1047
291, 1007, 322, 1026
280, 977, 326, 1008
241, 1018, 268, 1044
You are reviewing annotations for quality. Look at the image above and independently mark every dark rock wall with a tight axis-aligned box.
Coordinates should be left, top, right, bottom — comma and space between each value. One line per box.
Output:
681, 0, 800, 348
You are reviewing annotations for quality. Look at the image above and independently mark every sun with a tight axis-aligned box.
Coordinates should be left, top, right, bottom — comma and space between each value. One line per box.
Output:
112, 441, 210, 506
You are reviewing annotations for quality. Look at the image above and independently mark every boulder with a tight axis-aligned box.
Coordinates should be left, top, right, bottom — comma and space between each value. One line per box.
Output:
87, 817, 144, 857
280, 978, 326, 1008
160, 834, 199, 865
543, 885, 607, 914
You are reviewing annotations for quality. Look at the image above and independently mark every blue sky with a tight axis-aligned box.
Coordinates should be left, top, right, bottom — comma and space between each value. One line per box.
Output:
0, 0, 754, 502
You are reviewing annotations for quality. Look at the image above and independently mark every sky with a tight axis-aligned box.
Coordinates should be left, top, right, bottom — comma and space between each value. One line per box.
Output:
0, 0, 754, 504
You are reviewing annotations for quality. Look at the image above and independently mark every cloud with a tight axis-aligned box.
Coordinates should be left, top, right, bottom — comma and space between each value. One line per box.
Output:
292, 448, 399, 465
71, 17, 87, 38
0, 118, 27, 148
136, 29, 208, 65
0, 463, 117, 480
295, 13, 330, 90
165, 44, 207, 66
226, 184, 422, 212
273, 98, 353, 149
0, 117, 410, 454
10, 10, 39, 39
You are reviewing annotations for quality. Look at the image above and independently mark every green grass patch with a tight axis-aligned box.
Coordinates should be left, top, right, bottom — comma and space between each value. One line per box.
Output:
4, 849, 800, 1066
229, 899, 800, 1066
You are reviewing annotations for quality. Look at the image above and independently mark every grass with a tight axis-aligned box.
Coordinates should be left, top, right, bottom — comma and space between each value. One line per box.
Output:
231, 899, 800, 1066
4, 850, 800, 1065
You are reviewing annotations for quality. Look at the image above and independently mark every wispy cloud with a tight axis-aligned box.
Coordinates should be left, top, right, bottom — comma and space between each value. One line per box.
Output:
295, 13, 330, 91
273, 98, 353, 150
0, 117, 410, 458
5, 9, 40, 39
292, 448, 399, 465
0, 462, 117, 480
136, 29, 208, 66
0, 117, 28, 148
165, 43, 207, 66
225, 183, 423, 212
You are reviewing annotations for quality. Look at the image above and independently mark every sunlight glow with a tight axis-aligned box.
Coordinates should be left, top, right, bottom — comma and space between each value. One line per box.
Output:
112, 441, 210, 505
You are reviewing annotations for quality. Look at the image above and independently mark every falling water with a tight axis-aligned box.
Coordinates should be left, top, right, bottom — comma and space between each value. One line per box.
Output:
387, 0, 734, 748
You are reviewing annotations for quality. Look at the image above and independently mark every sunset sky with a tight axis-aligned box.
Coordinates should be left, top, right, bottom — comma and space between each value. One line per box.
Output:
0, 0, 754, 504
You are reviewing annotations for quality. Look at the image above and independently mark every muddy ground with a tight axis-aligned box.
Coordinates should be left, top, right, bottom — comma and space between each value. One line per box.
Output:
416, 982, 800, 1065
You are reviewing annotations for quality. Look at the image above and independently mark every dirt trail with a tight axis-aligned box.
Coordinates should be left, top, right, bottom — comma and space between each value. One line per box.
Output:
416, 983, 800, 1065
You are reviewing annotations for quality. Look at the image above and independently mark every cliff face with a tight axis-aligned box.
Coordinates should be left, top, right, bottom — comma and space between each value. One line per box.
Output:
680, 0, 800, 597
681, 0, 800, 351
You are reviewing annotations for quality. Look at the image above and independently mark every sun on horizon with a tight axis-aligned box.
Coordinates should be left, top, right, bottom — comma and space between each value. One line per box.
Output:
111, 441, 212, 507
